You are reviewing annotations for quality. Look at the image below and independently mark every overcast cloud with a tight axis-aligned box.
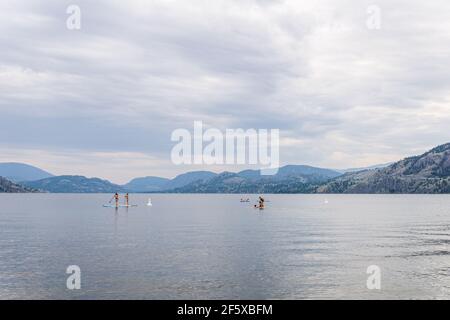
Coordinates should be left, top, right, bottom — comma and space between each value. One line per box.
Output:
1, 0, 450, 183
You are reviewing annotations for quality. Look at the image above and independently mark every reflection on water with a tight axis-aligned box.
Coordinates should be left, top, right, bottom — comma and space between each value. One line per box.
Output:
0, 194, 450, 299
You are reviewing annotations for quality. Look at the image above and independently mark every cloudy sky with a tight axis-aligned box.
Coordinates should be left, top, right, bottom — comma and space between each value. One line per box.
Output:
1, 0, 450, 183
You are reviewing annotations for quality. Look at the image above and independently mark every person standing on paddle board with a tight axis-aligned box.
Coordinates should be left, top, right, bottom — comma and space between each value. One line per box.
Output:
114, 193, 119, 207
258, 196, 265, 208
125, 193, 129, 206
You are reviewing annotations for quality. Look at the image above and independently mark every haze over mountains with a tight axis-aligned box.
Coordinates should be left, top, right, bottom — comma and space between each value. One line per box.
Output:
1, 142, 450, 193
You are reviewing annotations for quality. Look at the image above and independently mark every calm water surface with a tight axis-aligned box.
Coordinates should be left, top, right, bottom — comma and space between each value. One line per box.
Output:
1, 194, 450, 299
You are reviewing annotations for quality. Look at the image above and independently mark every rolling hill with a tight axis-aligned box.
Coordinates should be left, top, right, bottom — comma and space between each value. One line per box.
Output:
23, 175, 124, 193
124, 176, 171, 192
123, 171, 217, 192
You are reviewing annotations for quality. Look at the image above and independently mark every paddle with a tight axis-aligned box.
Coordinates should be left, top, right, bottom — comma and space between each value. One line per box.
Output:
108, 195, 116, 203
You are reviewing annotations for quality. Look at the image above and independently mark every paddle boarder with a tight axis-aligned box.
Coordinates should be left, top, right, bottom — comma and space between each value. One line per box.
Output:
114, 193, 119, 207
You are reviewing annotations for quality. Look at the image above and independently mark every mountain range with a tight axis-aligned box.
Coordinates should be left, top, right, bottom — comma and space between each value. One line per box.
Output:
16, 166, 338, 193
1, 142, 450, 193
170, 165, 341, 193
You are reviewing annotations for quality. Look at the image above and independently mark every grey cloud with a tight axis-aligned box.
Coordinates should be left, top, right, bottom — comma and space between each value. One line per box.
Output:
1, 0, 450, 181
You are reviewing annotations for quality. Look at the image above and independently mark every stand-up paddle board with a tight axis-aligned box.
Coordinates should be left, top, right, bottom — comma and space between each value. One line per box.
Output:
103, 204, 138, 208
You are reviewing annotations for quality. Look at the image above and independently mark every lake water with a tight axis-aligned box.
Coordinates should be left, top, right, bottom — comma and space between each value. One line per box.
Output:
1, 194, 450, 299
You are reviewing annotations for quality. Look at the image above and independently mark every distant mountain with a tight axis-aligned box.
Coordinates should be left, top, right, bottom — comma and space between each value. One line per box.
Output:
124, 176, 170, 192
318, 143, 450, 193
0, 163, 54, 182
238, 165, 341, 181
170, 172, 318, 194
337, 162, 394, 174
123, 171, 217, 192
0, 176, 36, 193
165, 171, 218, 190
23, 175, 124, 193
169, 165, 341, 193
